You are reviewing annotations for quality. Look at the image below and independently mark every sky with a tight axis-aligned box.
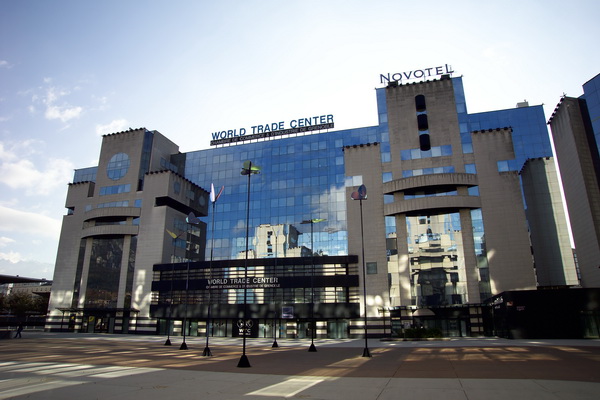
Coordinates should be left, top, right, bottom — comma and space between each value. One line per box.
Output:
1, 0, 599, 280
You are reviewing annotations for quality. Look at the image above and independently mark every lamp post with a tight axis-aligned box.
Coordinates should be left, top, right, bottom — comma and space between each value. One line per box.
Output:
203, 183, 224, 357
272, 229, 280, 348
351, 184, 371, 358
300, 218, 326, 352
165, 229, 185, 346
238, 161, 260, 368
180, 212, 201, 351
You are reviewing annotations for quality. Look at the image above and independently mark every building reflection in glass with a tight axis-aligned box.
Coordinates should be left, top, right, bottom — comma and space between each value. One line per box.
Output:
406, 212, 465, 307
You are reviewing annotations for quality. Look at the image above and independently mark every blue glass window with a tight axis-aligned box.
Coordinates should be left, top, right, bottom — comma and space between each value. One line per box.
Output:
465, 164, 476, 174
402, 166, 454, 177
106, 153, 130, 180
97, 201, 129, 208
99, 184, 131, 196
73, 167, 97, 183
497, 160, 510, 172
401, 145, 452, 161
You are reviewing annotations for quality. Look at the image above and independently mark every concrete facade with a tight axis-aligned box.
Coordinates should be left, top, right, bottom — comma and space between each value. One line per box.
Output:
549, 97, 600, 288
521, 157, 579, 287
45, 73, 597, 338
46, 129, 209, 333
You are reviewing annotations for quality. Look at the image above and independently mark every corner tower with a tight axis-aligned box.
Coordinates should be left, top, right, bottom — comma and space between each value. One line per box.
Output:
46, 128, 209, 333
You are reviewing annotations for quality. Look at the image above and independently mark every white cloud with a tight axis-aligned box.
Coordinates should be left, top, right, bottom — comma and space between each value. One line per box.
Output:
0, 60, 12, 69
0, 156, 73, 196
0, 142, 18, 162
29, 82, 85, 123
0, 204, 61, 239
45, 104, 83, 122
0, 258, 54, 279
0, 237, 16, 247
0, 251, 22, 263
0, 139, 45, 161
0, 139, 73, 195
96, 119, 129, 136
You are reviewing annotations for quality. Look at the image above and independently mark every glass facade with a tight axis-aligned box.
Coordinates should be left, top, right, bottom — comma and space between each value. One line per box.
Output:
73, 166, 97, 183
60, 75, 558, 338
106, 153, 130, 180
471, 209, 490, 300
406, 212, 466, 306
182, 125, 387, 261
582, 73, 600, 155
468, 105, 552, 171
84, 237, 124, 308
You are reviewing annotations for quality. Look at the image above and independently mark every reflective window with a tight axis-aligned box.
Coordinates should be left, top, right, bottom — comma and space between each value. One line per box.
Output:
97, 200, 129, 208
73, 167, 97, 183
345, 175, 363, 187
85, 237, 124, 308
471, 209, 490, 300
405, 187, 457, 199
406, 212, 465, 307
366, 262, 378, 274
183, 125, 381, 260
401, 145, 452, 161
468, 105, 552, 169
403, 166, 454, 177
497, 160, 510, 172
106, 153, 130, 180
99, 183, 131, 195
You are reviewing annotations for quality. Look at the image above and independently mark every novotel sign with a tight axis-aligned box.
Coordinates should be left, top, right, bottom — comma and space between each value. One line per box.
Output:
210, 114, 334, 146
380, 64, 454, 85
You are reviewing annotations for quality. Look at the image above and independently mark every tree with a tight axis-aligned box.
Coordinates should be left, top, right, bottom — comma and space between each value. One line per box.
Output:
6, 292, 49, 317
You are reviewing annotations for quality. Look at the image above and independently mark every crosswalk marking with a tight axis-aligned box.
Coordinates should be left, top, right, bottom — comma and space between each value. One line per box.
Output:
247, 377, 325, 398
0, 361, 161, 399
0, 379, 83, 400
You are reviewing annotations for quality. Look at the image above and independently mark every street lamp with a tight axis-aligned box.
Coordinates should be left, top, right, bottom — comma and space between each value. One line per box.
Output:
272, 229, 280, 349
203, 183, 224, 357
238, 161, 260, 368
165, 229, 185, 346
300, 217, 326, 352
351, 184, 371, 358
180, 211, 201, 350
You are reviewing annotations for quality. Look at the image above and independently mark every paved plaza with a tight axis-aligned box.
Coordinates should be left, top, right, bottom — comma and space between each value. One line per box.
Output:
0, 332, 599, 399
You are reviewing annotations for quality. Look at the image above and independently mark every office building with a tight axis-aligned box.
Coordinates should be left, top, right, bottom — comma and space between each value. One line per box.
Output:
46, 71, 579, 337
548, 73, 600, 288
